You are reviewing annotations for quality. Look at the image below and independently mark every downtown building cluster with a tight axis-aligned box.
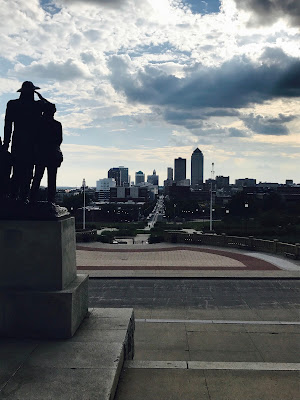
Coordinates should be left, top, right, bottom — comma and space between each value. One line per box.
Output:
95, 166, 159, 203
94, 147, 207, 204
56, 146, 299, 213
164, 148, 204, 188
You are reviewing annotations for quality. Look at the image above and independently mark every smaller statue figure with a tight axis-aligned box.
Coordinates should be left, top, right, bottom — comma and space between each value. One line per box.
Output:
30, 102, 63, 204
0, 137, 12, 200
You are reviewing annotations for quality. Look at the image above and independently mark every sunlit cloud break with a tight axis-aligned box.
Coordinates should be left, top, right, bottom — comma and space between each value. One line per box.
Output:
0, 0, 299, 185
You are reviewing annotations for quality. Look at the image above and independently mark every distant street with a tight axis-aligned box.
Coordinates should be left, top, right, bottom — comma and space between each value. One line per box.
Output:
144, 195, 165, 230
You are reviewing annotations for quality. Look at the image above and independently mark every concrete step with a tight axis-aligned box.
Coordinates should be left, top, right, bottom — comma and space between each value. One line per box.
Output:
114, 368, 299, 400
0, 308, 134, 400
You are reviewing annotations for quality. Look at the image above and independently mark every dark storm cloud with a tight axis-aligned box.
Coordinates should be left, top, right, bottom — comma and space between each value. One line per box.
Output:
107, 52, 300, 133
108, 52, 300, 110
274, 62, 300, 97
260, 47, 292, 67
234, 0, 300, 27
161, 108, 240, 129
162, 109, 205, 125
242, 113, 296, 135
204, 109, 241, 117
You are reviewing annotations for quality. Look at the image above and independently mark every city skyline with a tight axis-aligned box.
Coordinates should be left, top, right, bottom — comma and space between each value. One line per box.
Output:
1, 0, 299, 186
85, 150, 297, 188
61, 154, 299, 188
91, 147, 298, 187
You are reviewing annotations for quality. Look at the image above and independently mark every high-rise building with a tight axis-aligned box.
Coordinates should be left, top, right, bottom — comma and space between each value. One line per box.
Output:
167, 167, 173, 180
108, 168, 121, 186
174, 157, 186, 182
147, 169, 159, 186
108, 166, 129, 186
119, 166, 129, 186
191, 148, 203, 187
135, 171, 145, 185
96, 178, 116, 201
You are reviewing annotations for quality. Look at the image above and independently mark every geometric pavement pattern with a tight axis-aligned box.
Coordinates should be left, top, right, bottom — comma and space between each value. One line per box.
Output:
76, 246, 280, 271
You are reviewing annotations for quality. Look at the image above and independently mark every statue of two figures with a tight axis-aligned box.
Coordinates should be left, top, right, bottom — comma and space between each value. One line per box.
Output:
0, 81, 67, 219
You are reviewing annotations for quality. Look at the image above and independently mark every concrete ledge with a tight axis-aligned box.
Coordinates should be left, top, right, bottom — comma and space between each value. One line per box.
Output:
0, 274, 89, 339
0, 308, 134, 400
79, 269, 300, 279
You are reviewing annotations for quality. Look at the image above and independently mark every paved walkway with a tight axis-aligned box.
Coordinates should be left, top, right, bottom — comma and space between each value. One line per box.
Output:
77, 243, 300, 278
92, 279, 300, 400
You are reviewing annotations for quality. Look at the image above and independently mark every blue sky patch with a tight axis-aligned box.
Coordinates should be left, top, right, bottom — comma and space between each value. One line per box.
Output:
183, 0, 221, 14
16, 55, 35, 66
0, 56, 13, 74
40, 0, 61, 15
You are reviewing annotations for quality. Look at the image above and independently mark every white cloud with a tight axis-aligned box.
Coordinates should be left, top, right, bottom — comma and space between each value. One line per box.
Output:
13, 59, 92, 81
0, 0, 299, 184
0, 78, 21, 95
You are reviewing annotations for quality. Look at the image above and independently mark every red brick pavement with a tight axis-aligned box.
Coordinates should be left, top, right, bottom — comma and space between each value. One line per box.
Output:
76, 246, 279, 271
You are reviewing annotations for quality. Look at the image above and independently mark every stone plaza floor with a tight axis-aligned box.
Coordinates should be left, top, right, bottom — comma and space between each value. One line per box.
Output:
77, 242, 300, 278
80, 243, 300, 400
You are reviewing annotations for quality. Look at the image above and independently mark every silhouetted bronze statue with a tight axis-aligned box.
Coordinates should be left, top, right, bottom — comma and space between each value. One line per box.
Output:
0, 137, 12, 200
30, 103, 63, 204
3, 81, 52, 203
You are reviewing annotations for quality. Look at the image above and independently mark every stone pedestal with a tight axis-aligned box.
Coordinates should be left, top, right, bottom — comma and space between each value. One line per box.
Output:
0, 216, 88, 339
0, 218, 77, 290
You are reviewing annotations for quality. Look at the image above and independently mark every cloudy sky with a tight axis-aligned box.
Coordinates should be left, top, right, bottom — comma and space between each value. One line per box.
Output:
1, 0, 300, 186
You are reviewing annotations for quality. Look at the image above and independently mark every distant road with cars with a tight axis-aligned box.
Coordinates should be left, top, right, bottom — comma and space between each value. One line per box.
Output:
145, 195, 165, 231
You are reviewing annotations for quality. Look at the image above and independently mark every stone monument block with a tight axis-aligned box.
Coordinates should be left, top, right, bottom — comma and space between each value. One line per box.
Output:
0, 215, 88, 339
0, 217, 77, 290
0, 274, 88, 339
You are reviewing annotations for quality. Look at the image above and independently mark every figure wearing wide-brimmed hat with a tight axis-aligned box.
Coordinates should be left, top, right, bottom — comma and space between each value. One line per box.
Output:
3, 81, 53, 202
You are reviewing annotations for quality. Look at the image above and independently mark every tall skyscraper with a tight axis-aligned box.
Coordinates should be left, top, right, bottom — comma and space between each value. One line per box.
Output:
191, 148, 204, 187
135, 171, 145, 185
108, 167, 121, 186
147, 169, 159, 185
119, 166, 129, 186
174, 157, 186, 182
167, 167, 173, 180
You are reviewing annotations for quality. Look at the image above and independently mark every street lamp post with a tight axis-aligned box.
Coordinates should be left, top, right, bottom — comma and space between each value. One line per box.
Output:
225, 209, 229, 233
210, 162, 215, 232
82, 178, 86, 230
210, 183, 213, 231
244, 202, 249, 236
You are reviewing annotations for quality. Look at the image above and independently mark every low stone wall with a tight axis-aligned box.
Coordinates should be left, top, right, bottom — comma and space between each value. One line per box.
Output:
76, 229, 97, 242
164, 231, 300, 258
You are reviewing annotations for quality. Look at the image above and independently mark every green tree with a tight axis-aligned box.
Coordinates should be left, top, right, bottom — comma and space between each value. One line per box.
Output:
62, 193, 91, 213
